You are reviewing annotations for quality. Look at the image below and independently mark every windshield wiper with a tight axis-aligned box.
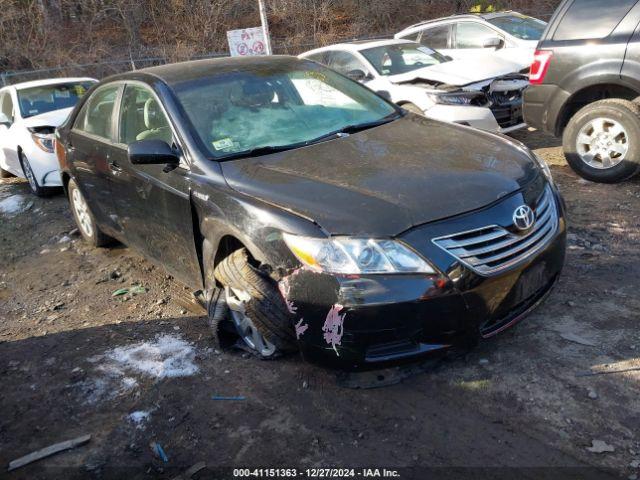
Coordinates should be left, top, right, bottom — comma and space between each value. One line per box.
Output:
218, 144, 299, 161
305, 112, 402, 146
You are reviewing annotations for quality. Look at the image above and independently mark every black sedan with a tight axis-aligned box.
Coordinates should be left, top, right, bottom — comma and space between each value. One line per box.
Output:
55, 56, 566, 370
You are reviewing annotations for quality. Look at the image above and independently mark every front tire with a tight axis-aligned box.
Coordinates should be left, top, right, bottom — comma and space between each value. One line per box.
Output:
20, 153, 54, 197
563, 99, 640, 183
68, 179, 112, 247
208, 248, 297, 358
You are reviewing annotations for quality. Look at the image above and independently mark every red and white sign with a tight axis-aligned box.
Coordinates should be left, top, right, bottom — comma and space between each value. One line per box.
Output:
227, 27, 267, 57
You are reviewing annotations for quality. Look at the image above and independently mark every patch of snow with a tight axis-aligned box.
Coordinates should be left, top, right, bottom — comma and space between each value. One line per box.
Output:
128, 410, 151, 428
103, 334, 199, 378
77, 334, 198, 405
0, 194, 30, 216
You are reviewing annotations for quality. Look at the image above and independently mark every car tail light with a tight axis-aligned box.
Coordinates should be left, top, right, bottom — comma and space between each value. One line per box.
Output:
529, 50, 553, 85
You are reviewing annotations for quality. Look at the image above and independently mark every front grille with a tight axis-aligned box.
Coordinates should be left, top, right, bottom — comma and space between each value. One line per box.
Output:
489, 91, 524, 128
432, 186, 558, 276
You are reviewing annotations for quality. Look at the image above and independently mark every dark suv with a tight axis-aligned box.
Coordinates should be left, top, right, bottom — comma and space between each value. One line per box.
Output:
524, 0, 640, 183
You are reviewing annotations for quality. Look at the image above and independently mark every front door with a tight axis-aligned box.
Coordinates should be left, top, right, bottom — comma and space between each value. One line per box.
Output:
109, 83, 201, 286
68, 84, 122, 233
0, 91, 21, 175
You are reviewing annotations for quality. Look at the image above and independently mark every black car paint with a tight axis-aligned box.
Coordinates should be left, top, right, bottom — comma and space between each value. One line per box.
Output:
57, 56, 566, 370
523, 0, 640, 135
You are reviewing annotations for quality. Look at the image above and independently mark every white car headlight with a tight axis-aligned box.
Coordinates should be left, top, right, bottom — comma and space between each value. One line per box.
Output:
283, 233, 436, 274
30, 132, 55, 153
426, 91, 487, 106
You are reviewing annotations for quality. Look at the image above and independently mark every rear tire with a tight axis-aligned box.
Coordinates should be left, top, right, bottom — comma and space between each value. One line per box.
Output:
68, 178, 113, 247
209, 248, 297, 357
563, 99, 640, 183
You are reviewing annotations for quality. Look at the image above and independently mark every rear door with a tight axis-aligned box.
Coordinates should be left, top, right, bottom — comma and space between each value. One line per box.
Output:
68, 83, 122, 232
109, 82, 201, 285
416, 24, 452, 54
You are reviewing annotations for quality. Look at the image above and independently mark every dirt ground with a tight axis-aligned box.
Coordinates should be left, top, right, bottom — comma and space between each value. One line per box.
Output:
1, 128, 639, 479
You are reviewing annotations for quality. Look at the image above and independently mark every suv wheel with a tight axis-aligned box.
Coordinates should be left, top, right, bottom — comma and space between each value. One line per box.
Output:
208, 248, 297, 358
563, 99, 640, 183
68, 179, 113, 247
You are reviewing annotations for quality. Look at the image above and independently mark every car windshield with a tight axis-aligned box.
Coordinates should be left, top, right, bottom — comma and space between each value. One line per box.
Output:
173, 62, 398, 159
17, 81, 95, 118
486, 15, 547, 40
360, 43, 448, 76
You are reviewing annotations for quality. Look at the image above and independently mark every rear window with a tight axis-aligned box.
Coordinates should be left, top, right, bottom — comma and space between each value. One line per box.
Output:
553, 0, 637, 41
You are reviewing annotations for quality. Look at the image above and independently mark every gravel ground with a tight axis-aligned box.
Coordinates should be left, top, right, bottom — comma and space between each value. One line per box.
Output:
1, 128, 638, 479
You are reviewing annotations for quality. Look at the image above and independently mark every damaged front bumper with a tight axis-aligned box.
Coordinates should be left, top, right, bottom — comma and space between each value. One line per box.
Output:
421, 74, 528, 134
280, 183, 566, 370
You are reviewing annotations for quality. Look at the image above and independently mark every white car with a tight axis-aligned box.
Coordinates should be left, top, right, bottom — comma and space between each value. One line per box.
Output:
300, 39, 529, 133
0, 77, 97, 196
395, 11, 547, 71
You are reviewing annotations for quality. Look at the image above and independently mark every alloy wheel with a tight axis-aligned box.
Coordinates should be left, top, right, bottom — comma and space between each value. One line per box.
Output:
72, 187, 94, 238
576, 117, 629, 169
225, 286, 276, 357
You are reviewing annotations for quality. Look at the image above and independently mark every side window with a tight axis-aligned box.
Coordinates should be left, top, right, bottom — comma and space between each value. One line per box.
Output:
455, 22, 499, 49
554, 0, 636, 41
0, 93, 15, 123
119, 85, 172, 145
74, 85, 119, 140
419, 25, 450, 49
305, 52, 329, 65
398, 31, 420, 42
327, 51, 370, 76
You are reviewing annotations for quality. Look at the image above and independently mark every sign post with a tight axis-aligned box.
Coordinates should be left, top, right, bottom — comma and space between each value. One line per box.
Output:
258, 0, 273, 55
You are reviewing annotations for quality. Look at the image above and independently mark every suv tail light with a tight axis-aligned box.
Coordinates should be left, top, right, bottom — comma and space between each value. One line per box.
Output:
529, 50, 553, 85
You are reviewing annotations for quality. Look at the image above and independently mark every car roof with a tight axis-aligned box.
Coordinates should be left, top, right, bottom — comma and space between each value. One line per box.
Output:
302, 38, 413, 56
117, 55, 308, 86
9, 77, 97, 91
397, 11, 525, 34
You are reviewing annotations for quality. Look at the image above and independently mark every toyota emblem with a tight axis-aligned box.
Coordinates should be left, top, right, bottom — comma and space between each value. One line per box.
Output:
513, 205, 535, 231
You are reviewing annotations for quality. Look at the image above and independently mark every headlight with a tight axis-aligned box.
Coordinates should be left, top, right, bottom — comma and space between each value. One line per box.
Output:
426, 91, 487, 106
31, 132, 55, 153
533, 153, 553, 183
283, 233, 436, 274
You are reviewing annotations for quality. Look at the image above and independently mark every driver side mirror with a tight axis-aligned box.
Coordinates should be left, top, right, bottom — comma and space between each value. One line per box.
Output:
346, 69, 370, 83
0, 113, 11, 128
483, 36, 505, 50
128, 139, 180, 167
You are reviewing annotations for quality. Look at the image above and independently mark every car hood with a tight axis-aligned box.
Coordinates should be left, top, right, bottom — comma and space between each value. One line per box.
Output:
388, 56, 523, 86
220, 115, 539, 237
22, 107, 74, 128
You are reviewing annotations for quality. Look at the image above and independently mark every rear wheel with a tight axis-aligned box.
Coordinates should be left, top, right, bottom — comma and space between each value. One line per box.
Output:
68, 179, 113, 247
207, 248, 297, 358
563, 99, 640, 183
